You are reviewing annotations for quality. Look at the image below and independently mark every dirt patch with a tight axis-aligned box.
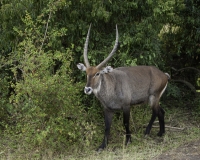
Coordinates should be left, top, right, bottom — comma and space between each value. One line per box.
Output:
154, 139, 200, 160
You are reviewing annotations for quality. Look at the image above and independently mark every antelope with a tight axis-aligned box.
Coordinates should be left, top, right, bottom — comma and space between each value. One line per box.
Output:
77, 24, 170, 151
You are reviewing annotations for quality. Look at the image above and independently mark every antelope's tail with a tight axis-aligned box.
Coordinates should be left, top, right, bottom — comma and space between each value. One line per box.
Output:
165, 73, 171, 80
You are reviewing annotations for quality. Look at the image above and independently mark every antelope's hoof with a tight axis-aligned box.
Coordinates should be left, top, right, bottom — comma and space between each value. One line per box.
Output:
157, 131, 164, 137
96, 147, 104, 152
125, 137, 132, 146
96, 143, 106, 152
144, 134, 149, 138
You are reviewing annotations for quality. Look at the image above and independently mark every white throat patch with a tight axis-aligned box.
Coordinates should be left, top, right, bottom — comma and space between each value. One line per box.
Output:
93, 80, 101, 95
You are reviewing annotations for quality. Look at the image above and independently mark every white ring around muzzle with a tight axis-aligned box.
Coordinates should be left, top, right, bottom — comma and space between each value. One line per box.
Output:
84, 87, 93, 95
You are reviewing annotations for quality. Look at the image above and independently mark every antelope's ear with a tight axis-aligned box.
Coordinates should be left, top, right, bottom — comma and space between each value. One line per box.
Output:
77, 63, 86, 71
105, 66, 113, 73
100, 66, 113, 74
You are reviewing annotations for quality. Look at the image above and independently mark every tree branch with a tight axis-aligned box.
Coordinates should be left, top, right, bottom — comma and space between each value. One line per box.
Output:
39, 11, 52, 54
171, 67, 200, 75
152, 125, 185, 131
171, 79, 196, 94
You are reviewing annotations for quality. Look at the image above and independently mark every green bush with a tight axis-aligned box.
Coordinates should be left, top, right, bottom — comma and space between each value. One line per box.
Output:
0, 74, 13, 130
0, 5, 102, 152
9, 43, 94, 149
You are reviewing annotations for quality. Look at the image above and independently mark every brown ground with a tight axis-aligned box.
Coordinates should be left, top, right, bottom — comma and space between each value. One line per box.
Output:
155, 139, 200, 160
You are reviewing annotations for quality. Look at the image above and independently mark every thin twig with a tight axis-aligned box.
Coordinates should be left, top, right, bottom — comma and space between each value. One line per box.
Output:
171, 67, 200, 74
39, 11, 52, 54
0, 63, 9, 69
171, 79, 196, 94
151, 125, 185, 130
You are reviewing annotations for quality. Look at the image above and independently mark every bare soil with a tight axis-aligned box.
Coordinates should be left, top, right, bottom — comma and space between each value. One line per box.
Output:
155, 139, 200, 160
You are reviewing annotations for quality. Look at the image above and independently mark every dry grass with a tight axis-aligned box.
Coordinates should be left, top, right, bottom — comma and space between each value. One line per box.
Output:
0, 106, 199, 160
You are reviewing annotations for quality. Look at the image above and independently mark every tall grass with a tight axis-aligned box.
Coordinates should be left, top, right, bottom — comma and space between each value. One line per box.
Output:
0, 106, 199, 160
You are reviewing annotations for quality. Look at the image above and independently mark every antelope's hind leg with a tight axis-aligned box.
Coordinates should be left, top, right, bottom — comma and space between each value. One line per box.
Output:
157, 106, 165, 136
145, 106, 165, 136
145, 95, 165, 136
145, 109, 157, 135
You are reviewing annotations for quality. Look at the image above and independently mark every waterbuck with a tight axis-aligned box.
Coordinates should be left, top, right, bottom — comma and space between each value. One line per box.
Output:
77, 24, 170, 151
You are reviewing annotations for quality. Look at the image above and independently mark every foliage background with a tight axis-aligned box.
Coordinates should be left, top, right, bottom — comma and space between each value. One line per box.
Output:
0, 0, 199, 156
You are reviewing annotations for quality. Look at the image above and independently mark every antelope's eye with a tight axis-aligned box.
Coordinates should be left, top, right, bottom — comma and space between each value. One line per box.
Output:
95, 72, 100, 77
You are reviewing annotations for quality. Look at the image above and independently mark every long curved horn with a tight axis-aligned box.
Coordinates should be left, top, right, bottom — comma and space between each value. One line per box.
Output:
96, 25, 119, 69
83, 24, 91, 67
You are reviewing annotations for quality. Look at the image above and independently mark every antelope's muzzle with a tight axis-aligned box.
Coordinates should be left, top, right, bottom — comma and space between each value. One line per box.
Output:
84, 87, 93, 95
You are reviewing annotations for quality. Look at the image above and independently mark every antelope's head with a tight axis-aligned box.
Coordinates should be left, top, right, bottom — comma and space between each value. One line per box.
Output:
77, 24, 119, 95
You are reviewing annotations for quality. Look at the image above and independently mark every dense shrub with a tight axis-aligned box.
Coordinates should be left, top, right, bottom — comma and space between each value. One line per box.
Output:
0, 4, 101, 151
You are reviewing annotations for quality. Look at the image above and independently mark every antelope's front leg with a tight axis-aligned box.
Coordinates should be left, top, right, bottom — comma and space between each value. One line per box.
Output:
97, 109, 113, 151
123, 107, 131, 145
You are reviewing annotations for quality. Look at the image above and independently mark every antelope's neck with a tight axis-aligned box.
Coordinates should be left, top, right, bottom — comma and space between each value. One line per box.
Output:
93, 73, 108, 96
93, 79, 102, 95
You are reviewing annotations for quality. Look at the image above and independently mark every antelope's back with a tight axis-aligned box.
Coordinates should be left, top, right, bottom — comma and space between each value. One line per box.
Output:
115, 66, 168, 105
